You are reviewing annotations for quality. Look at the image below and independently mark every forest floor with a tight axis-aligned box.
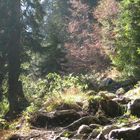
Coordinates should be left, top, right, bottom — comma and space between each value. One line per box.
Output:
3, 71, 140, 140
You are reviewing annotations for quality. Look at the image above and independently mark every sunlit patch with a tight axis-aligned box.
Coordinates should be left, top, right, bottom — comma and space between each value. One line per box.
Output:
44, 87, 89, 112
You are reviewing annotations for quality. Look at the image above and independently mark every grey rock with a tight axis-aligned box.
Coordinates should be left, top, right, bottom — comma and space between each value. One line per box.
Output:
30, 109, 80, 128
109, 125, 140, 140
129, 99, 140, 117
99, 91, 116, 100
116, 87, 125, 95
73, 134, 87, 139
102, 125, 118, 135
96, 133, 107, 140
87, 129, 100, 139
124, 87, 140, 100
100, 99, 124, 117
99, 78, 114, 88
77, 125, 92, 134
89, 124, 101, 129
112, 97, 130, 104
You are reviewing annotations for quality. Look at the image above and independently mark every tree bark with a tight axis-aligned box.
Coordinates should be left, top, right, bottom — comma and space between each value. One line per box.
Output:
5, 0, 28, 119
7, 0, 21, 116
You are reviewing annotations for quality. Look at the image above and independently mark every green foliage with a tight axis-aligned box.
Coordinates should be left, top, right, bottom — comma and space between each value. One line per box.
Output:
20, 73, 89, 113
46, 73, 88, 93
117, 115, 138, 126
0, 0, 45, 116
0, 100, 9, 118
113, 0, 140, 77
61, 130, 74, 138
0, 79, 9, 118
0, 99, 9, 129
88, 95, 103, 102
21, 73, 88, 106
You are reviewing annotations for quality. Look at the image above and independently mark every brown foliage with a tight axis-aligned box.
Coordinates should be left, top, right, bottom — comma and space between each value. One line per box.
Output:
62, 0, 110, 74
94, 0, 119, 55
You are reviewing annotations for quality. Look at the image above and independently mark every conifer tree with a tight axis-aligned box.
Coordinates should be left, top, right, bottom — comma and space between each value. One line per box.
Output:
0, 0, 44, 119
113, 0, 140, 76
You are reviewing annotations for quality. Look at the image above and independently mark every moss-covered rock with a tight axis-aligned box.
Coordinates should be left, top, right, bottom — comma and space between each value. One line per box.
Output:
109, 126, 140, 140
129, 99, 140, 117
77, 125, 92, 134
30, 109, 81, 128
100, 99, 124, 117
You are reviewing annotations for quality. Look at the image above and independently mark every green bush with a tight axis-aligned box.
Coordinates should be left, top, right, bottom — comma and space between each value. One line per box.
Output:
21, 73, 88, 106
113, 0, 140, 77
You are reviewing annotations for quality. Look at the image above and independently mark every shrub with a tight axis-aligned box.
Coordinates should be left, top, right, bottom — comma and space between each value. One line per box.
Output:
113, 0, 140, 77
21, 73, 88, 111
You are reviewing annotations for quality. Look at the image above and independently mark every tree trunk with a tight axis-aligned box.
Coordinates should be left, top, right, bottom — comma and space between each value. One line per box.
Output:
5, 0, 29, 119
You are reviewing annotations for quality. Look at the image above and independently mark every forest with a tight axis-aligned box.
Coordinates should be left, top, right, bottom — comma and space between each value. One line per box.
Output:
0, 0, 140, 139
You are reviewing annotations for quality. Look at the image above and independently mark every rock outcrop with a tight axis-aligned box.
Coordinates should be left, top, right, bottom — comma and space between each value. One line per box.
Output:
8, 79, 140, 140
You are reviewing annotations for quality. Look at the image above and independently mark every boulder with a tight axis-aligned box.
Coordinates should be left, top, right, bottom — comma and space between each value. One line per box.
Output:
87, 129, 100, 139
89, 124, 101, 129
99, 78, 122, 92
8, 134, 22, 140
65, 116, 100, 131
116, 87, 125, 95
102, 125, 118, 135
100, 99, 124, 117
99, 91, 116, 100
96, 133, 107, 140
124, 87, 140, 100
109, 126, 140, 140
99, 78, 114, 88
30, 109, 80, 128
128, 99, 140, 117
77, 125, 92, 134
112, 97, 130, 104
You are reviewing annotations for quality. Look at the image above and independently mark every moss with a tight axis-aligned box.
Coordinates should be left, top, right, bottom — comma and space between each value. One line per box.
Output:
44, 88, 90, 112
116, 115, 138, 126
88, 95, 103, 102
61, 130, 74, 138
